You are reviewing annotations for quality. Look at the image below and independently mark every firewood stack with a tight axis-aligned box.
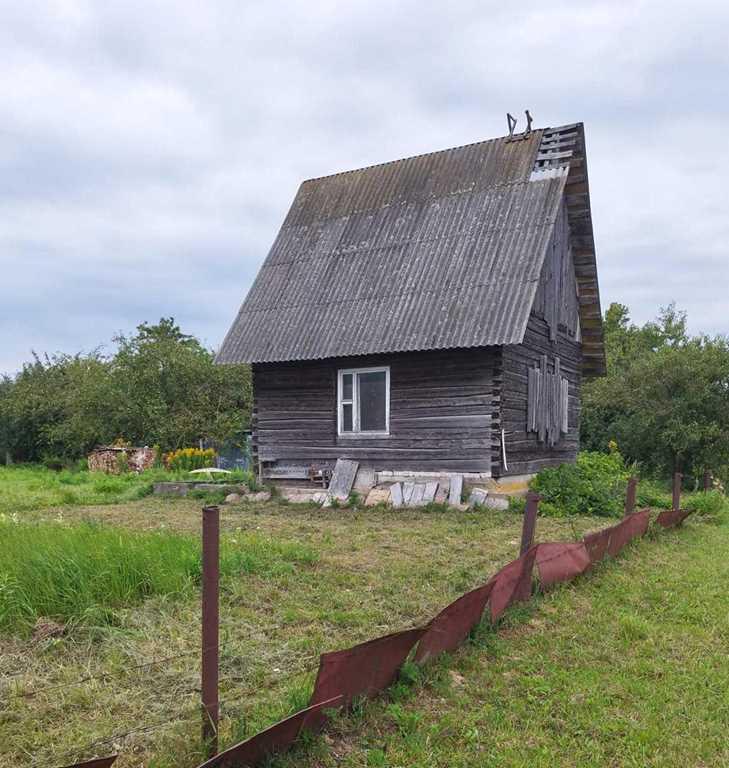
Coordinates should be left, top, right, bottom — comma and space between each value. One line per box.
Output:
87, 446, 156, 474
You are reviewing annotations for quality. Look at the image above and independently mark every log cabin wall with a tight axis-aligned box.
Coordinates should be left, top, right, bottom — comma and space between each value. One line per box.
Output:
496, 201, 582, 477
253, 347, 497, 474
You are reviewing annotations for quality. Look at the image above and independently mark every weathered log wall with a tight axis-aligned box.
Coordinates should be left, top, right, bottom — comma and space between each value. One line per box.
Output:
253, 348, 497, 474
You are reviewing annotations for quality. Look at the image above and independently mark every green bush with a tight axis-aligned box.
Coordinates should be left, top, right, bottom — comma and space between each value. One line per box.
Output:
508, 496, 526, 515
683, 490, 728, 518
636, 480, 672, 509
41, 455, 66, 471
530, 450, 631, 518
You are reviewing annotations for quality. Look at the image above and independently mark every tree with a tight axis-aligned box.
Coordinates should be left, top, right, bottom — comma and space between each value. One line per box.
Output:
0, 318, 252, 464
109, 318, 251, 450
582, 304, 729, 482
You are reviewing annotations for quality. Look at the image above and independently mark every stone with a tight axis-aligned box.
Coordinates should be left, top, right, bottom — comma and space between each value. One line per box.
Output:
484, 496, 510, 511
32, 617, 65, 643
225, 493, 242, 504
365, 486, 391, 507
280, 488, 331, 504
249, 490, 271, 503
328, 459, 359, 500
153, 482, 189, 497
449, 670, 465, 687
468, 488, 489, 507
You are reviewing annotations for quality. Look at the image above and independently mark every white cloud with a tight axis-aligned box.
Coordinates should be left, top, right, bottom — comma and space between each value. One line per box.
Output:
0, 0, 728, 374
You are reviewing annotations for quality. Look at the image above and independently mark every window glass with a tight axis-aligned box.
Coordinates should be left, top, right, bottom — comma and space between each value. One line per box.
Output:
342, 373, 353, 401
342, 403, 353, 432
358, 371, 386, 432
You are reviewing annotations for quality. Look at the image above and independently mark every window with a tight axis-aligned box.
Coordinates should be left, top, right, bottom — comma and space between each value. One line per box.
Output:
338, 366, 390, 435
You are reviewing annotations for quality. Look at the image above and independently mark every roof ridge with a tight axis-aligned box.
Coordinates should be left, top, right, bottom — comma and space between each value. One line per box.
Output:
300, 127, 544, 186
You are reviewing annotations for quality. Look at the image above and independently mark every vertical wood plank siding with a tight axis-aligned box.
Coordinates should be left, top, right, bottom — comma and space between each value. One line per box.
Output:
498, 316, 582, 476
253, 348, 496, 473
496, 202, 582, 477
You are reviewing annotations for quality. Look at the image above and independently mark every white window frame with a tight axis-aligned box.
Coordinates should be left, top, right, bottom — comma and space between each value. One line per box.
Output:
337, 366, 390, 437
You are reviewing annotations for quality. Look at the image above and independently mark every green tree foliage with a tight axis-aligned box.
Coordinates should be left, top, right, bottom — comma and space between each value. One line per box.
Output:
582, 303, 729, 482
0, 319, 251, 463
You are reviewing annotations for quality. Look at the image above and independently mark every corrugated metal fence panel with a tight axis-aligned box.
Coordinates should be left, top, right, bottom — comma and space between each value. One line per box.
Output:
534, 542, 591, 588
194, 697, 342, 768
607, 509, 651, 557
309, 628, 425, 708
59, 757, 118, 768
414, 581, 494, 664
489, 546, 538, 622
217, 132, 573, 364
655, 508, 693, 528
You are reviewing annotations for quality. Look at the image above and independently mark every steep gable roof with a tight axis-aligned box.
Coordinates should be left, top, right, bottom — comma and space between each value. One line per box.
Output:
217, 123, 604, 375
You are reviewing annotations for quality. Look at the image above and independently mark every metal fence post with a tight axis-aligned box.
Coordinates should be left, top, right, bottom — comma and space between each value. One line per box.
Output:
703, 471, 712, 492
624, 476, 638, 517
202, 505, 220, 757
672, 473, 682, 512
520, 492, 540, 556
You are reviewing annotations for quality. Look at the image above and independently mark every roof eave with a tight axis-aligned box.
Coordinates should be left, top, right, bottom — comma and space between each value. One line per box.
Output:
534, 123, 606, 377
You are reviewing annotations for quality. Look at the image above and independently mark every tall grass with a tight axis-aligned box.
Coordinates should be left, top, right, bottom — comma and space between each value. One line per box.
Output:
0, 465, 169, 514
0, 465, 259, 514
0, 520, 317, 634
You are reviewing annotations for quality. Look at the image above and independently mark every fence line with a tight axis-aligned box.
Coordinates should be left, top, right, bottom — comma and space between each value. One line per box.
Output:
23, 473, 699, 768
190, 492, 694, 768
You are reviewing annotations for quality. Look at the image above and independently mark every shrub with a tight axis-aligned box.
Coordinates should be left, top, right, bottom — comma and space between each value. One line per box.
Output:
116, 451, 130, 474
530, 450, 631, 518
508, 496, 526, 515
41, 455, 66, 471
164, 447, 217, 472
683, 489, 728, 518
636, 480, 672, 509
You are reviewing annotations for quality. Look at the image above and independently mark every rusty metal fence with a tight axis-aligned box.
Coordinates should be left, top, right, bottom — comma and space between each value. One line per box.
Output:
50, 476, 697, 768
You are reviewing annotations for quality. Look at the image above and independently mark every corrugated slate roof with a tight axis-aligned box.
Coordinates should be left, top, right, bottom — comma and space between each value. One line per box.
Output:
217, 129, 576, 364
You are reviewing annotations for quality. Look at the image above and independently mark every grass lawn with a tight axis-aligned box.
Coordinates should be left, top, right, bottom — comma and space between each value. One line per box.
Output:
0, 468, 727, 768
0, 465, 164, 513
290, 516, 729, 768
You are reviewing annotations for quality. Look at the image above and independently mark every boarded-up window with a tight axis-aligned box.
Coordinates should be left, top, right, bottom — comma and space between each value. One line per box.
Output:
526, 355, 569, 446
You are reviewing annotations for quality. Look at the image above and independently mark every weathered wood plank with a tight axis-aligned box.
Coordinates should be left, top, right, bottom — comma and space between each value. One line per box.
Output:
423, 481, 439, 503
448, 475, 463, 506
390, 482, 404, 507
408, 484, 425, 507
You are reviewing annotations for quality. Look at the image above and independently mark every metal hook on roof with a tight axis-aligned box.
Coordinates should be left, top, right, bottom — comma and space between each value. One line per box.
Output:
507, 113, 517, 138
525, 109, 533, 135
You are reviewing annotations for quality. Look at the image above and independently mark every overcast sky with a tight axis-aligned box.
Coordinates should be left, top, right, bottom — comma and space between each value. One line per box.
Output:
1, 0, 727, 375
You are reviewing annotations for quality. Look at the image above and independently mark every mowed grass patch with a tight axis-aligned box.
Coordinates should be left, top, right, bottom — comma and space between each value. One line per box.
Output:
1, 499, 595, 768
0, 520, 317, 633
283, 518, 729, 768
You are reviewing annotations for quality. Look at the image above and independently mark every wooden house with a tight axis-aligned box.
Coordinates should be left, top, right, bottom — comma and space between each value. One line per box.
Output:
217, 123, 605, 483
